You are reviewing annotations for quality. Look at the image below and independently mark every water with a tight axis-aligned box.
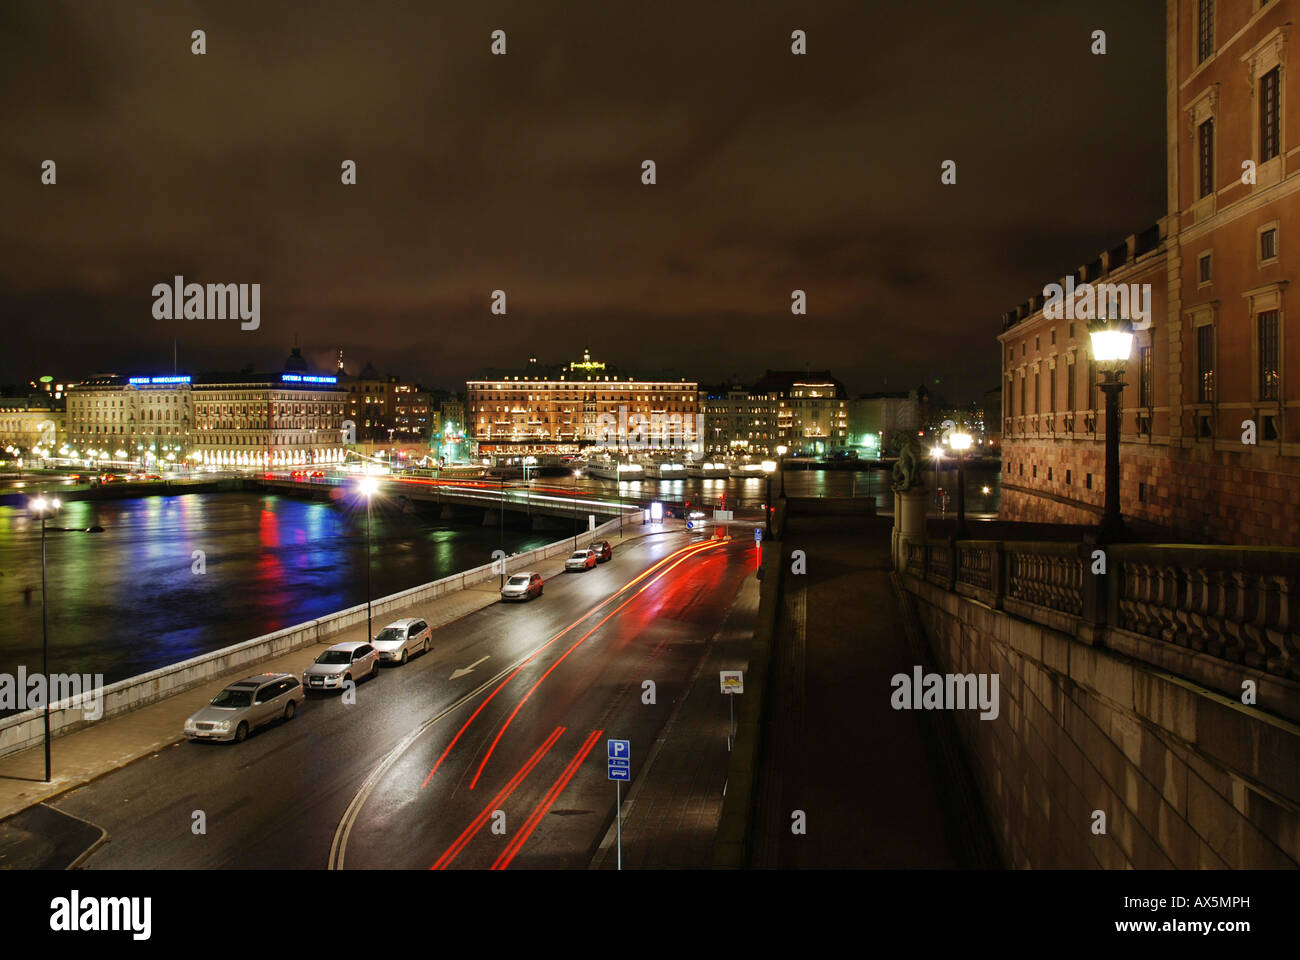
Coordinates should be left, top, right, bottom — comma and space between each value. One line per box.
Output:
0, 492, 555, 696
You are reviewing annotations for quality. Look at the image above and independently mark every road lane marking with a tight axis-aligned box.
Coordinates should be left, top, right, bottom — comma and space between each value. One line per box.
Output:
493, 728, 604, 870
467, 540, 726, 790
449, 655, 491, 680
431, 726, 565, 870
331, 535, 698, 868
422, 539, 721, 789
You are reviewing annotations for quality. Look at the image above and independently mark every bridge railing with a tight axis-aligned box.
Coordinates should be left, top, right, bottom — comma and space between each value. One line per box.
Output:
901, 538, 1300, 688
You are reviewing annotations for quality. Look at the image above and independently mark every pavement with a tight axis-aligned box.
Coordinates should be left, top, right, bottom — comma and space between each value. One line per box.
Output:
750, 513, 999, 868
590, 566, 759, 869
0, 521, 693, 866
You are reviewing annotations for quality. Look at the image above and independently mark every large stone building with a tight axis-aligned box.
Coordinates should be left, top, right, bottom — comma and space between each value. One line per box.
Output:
192, 350, 346, 468
468, 351, 699, 456
66, 374, 193, 466
749, 370, 849, 454
0, 395, 65, 457
699, 383, 779, 457
998, 0, 1300, 545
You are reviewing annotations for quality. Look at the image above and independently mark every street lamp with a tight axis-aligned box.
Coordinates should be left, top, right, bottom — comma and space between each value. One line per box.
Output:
572, 469, 582, 549
359, 476, 379, 640
28, 495, 61, 783
949, 430, 972, 539
762, 459, 778, 537
1089, 318, 1135, 541
776, 444, 789, 498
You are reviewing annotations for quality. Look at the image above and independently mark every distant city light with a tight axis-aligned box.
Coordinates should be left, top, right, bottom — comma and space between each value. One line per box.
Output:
281, 374, 337, 383
128, 375, 192, 384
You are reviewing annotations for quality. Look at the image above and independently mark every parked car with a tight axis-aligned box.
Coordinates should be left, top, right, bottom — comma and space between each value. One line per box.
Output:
183, 673, 303, 743
303, 641, 380, 692
501, 572, 544, 601
593, 540, 613, 563
371, 617, 432, 664
565, 549, 597, 572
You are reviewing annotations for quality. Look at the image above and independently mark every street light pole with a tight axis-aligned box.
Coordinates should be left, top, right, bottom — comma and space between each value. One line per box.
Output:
949, 430, 973, 539
1098, 371, 1126, 541
41, 508, 50, 782
1089, 319, 1135, 543
573, 470, 580, 549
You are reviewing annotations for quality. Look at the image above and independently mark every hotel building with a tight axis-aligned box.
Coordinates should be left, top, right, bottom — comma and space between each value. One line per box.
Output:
468, 351, 699, 456
998, 0, 1300, 545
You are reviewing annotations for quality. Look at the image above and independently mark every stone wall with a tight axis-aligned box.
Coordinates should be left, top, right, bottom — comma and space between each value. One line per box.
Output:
902, 574, 1300, 868
1002, 438, 1300, 546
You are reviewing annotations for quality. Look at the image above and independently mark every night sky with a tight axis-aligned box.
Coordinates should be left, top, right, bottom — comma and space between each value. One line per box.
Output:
1, 0, 1166, 401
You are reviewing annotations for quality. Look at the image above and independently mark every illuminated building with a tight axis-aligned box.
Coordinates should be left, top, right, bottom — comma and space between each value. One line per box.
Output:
998, 0, 1300, 545
468, 350, 699, 455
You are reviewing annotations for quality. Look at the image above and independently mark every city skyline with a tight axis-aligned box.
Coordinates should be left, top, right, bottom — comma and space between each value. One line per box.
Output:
2, 0, 1165, 399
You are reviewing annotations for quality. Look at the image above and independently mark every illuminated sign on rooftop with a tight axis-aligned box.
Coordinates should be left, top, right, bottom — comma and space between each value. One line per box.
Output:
281, 374, 337, 384
128, 376, 192, 385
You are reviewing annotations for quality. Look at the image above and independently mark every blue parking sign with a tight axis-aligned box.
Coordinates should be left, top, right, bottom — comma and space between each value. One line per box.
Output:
754, 527, 763, 542
608, 739, 630, 760
607, 739, 631, 781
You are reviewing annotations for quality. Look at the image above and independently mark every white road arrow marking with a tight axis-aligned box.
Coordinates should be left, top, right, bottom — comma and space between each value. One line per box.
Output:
449, 656, 491, 680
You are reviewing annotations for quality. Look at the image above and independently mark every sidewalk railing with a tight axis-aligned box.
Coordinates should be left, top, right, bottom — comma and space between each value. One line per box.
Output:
902, 538, 1300, 685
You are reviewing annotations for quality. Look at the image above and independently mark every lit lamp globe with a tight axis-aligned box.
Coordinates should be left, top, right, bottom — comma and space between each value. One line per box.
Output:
1089, 321, 1134, 365
949, 431, 973, 453
359, 476, 379, 497
776, 445, 788, 457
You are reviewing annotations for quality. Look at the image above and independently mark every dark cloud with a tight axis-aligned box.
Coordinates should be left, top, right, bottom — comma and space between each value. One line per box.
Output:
0, 0, 1165, 400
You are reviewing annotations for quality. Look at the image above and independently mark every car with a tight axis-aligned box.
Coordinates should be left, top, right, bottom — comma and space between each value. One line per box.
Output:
593, 540, 613, 563
565, 549, 597, 572
371, 617, 432, 665
310, 470, 325, 478
183, 673, 303, 743
302, 641, 380, 692
501, 572, 544, 601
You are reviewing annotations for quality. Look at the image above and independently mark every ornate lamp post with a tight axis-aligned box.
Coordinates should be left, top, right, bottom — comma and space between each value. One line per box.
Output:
948, 429, 972, 538
776, 444, 789, 498
762, 459, 777, 537
1089, 318, 1135, 542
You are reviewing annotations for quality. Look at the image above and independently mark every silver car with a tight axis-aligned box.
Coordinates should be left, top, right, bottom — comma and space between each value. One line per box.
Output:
501, 572, 544, 601
183, 673, 303, 743
303, 641, 380, 693
371, 617, 432, 665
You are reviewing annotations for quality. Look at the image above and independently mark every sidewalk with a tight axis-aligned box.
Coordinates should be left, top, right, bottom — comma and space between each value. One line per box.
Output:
590, 571, 758, 869
0, 524, 676, 828
750, 514, 998, 868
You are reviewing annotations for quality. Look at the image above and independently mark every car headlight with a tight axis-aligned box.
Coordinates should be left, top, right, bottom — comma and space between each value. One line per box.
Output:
215, 720, 231, 731
184, 719, 196, 731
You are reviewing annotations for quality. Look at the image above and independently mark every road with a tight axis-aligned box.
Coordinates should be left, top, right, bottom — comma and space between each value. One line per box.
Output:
51, 525, 755, 868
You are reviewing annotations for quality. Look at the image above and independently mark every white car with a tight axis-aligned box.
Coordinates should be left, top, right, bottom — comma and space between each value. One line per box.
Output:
501, 572, 544, 601
371, 617, 432, 665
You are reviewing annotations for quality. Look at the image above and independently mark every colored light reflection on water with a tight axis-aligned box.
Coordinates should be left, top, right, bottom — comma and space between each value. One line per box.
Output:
0, 492, 554, 699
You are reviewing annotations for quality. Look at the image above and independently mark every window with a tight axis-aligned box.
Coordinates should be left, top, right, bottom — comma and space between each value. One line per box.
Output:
1258, 309, 1280, 400
1261, 227, 1278, 262
1034, 371, 1040, 414
1198, 0, 1214, 63
1139, 347, 1154, 407
1261, 67, 1281, 162
1199, 252, 1212, 284
1067, 363, 1077, 412
1198, 119, 1214, 197
1088, 360, 1098, 410
1049, 368, 1057, 413
1197, 325, 1215, 403
1019, 375, 1025, 417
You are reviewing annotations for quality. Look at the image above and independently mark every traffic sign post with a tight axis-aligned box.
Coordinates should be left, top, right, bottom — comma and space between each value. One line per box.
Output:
608, 739, 630, 870
720, 671, 743, 750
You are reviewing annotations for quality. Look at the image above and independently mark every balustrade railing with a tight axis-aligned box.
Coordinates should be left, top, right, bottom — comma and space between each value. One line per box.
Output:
900, 536, 1300, 682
